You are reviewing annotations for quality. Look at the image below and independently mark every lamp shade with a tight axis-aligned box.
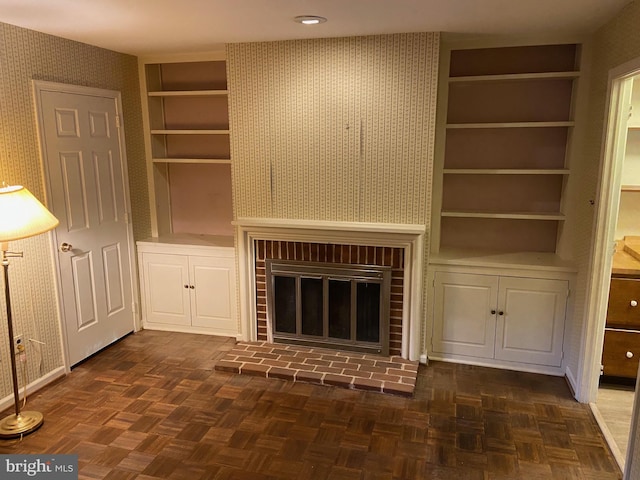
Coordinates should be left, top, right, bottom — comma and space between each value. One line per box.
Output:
0, 185, 59, 242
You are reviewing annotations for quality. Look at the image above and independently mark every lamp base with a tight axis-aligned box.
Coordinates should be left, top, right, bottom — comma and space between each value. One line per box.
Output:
0, 411, 43, 438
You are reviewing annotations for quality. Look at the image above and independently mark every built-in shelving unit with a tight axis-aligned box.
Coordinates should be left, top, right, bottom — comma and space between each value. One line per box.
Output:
447, 72, 580, 83
442, 169, 570, 175
137, 54, 238, 337
434, 43, 580, 255
140, 55, 233, 238
446, 122, 575, 129
427, 41, 585, 374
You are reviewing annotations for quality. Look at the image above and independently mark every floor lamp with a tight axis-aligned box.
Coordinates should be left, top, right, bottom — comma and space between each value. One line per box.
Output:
0, 184, 59, 438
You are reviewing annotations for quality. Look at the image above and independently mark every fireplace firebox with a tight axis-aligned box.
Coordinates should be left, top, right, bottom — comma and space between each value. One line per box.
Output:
252, 238, 408, 357
266, 260, 391, 355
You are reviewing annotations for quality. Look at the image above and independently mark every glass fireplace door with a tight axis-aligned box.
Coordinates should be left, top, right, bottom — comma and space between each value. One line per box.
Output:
266, 260, 391, 355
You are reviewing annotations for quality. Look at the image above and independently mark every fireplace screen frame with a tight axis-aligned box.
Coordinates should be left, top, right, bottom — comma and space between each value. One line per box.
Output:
265, 259, 391, 355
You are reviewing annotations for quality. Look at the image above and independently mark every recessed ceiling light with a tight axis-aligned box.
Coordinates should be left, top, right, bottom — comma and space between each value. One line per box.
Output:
294, 15, 327, 25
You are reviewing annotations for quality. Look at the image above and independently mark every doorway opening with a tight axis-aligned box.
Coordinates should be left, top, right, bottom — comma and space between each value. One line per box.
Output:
584, 61, 640, 476
594, 72, 640, 468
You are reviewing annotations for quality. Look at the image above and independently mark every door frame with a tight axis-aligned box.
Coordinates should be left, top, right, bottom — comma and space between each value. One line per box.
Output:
31, 80, 140, 371
579, 56, 640, 474
580, 60, 637, 403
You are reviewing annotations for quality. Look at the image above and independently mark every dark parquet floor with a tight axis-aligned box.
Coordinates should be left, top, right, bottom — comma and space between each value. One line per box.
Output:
0, 330, 622, 479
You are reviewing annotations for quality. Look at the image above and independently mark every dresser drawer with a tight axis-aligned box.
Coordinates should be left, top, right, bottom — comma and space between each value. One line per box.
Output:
606, 278, 640, 328
602, 328, 640, 379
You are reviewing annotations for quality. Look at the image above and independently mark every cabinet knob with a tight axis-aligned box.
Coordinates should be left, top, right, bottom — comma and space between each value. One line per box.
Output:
627, 351, 634, 359
190, 285, 195, 289
631, 300, 638, 307
491, 309, 496, 315
498, 311, 504, 316
184, 284, 189, 289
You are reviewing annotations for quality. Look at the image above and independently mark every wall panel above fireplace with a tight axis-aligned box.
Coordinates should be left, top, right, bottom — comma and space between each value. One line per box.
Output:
226, 33, 439, 226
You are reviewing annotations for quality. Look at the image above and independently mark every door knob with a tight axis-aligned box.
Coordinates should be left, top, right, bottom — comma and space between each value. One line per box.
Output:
59, 242, 73, 252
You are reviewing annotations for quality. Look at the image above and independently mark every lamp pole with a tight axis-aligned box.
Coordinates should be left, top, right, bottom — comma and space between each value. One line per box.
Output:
2, 246, 22, 419
0, 244, 43, 438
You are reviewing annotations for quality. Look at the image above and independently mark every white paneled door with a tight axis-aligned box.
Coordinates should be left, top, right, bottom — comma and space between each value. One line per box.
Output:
432, 272, 498, 359
494, 277, 568, 366
34, 82, 135, 366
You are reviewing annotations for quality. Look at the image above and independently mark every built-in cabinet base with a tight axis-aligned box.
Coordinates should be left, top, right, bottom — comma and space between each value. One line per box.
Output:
137, 236, 238, 337
427, 258, 575, 375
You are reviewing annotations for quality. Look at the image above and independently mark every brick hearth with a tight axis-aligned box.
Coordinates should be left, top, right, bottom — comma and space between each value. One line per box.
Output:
215, 341, 418, 396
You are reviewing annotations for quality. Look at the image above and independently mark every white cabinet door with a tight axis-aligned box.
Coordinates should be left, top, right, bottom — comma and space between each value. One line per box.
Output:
431, 270, 569, 368
140, 248, 238, 335
142, 253, 191, 326
189, 255, 238, 334
495, 277, 568, 366
432, 272, 498, 358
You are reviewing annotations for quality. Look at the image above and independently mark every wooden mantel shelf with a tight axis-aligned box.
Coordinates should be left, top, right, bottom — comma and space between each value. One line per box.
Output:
233, 218, 426, 236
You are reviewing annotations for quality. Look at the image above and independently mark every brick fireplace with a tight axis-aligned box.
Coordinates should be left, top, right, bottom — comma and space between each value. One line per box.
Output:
255, 240, 404, 356
235, 218, 426, 361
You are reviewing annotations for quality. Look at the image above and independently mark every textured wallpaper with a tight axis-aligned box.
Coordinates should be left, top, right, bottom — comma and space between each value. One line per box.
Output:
0, 22, 147, 401
227, 33, 439, 225
227, 34, 439, 353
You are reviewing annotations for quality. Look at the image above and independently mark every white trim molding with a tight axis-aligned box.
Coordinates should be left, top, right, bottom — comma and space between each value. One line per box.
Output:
0, 367, 66, 413
235, 218, 426, 361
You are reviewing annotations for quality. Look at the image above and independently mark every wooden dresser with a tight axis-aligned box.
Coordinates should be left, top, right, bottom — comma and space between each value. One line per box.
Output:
602, 239, 640, 380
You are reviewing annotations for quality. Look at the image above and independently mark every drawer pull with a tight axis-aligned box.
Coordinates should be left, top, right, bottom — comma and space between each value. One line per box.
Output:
627, 351, 634, 359
631, 300, 638, 307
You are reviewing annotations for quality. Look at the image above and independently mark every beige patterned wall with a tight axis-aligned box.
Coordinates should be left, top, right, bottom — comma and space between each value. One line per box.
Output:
0, 22, 147, 400
227, 33, 439, 225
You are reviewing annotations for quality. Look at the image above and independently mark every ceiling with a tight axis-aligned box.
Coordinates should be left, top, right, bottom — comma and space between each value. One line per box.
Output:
0, 0, 632, 56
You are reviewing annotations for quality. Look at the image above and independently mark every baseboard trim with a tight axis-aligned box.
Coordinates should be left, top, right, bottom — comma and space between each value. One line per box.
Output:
0, 366, 66, 413
142, 323, 238, 338
564, 365, 578, 399
427, 353, 564, 377
590, 402, 625, 472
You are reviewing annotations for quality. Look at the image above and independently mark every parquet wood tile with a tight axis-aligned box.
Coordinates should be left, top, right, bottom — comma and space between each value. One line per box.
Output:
0, 330, 622, 479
